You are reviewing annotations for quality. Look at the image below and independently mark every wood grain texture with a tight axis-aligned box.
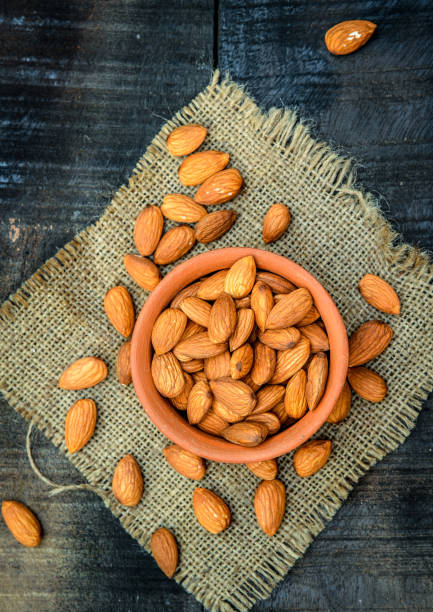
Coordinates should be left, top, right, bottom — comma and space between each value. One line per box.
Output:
1, 0, 433, 610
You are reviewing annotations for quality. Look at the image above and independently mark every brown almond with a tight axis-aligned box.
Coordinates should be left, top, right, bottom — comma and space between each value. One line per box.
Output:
246, 411, 280, 435
1, 501, 42, 548
179, 320, 206, 342
180, 297, 212, 327
112, 454, 143, 506
178, 150, 229, 186
166, 123, 207, 156
170, 281, 201, 309
258, 327, 301, 350
230, 343, 253, 379
300, 323, 329, 353
254, 479, 286, 536
161, 193, 206, 223
154, 226, 196, 265
222, 421, 268, 447
327, 381, 351, 423
347, 367, 387, 402
229, 308, 255, 351
174, 332, 227, 360
194, 168, 243, 205
208, 293, 237, 343
151, 352, 185, 398
284, 370, 307, 419
272, 401, 290, 425
242, 372, 261, 392
170, 372, 193, 410
297, 304, 321, 327
224, 255, 256, 298
197, 408, 228, 435
187, 381, 212, 424
117, 340, 132, 385
182, 358, 204, 373
262, 203, 291, 243
266, 288, 312, 330
124, 254, 161, 291
271, 335, 310, 384
348, 320, 393, 367
192, 487, 231, 533
306, 352, 328, 410
251, 384, 285, 415
358, 274, 400, 315
325, 20, 377, 55
104, 286, 135, 338
152, 308, 188, 355
246, 459, 278, 480
134, 205, 163, 256
251, 281, 274, 332
192, 371, 208, 384
195, 209, 237, 244
235, 296, 251, 309
163, 444, 206, 480
58, 357, 108, 390
65, 399, 97, 454
255, 271, 296, 294
150, 527, 179, 579
213, 399, 245, 423
293, 440, 331, 477
210, 378, 256, 416
197, 269, 229, 300
204, 350, 231, 380
251, 342, 276, 386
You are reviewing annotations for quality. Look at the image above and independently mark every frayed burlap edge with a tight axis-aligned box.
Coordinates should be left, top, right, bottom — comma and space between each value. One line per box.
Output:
1, 71, 433, 612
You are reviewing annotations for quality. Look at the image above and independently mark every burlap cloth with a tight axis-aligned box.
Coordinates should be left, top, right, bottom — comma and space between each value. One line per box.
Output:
1, 71, 432, 611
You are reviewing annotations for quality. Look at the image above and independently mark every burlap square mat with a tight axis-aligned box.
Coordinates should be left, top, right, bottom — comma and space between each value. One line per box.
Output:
1, 72, 432, 611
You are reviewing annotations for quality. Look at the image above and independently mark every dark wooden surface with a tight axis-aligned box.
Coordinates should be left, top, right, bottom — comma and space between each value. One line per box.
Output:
1, 1, 432, 610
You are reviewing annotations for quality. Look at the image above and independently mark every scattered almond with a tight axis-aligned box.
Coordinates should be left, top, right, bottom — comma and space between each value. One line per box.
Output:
262, 203, 291, 243
163, 444, 206, 480
194, 168, 243, 205
112, 454, 143, 506
161, 194, 207, 223
58, 356, 108, 390
124, 254, 161, 291
193, 487, 231, 534
358, 274, 400, 315
153, 225, 196, 265
150, 527, 179, 578
134, 205, 163, 256
195, 209, 237, 244
254, 479, 286, 536
167, 123, 207, 156
1, 501, 42, 547
104, 286, 135, 338
348, 320, 393, 367
347, 366, 387, 402
325, 20, 377, 55
65, 399, 97, 454
246, 459, 278, 480
293, 440, 332, 477
178, 150, 230, 186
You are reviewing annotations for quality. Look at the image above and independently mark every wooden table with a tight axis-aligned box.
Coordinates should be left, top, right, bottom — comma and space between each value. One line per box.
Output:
1, 1, 432, 609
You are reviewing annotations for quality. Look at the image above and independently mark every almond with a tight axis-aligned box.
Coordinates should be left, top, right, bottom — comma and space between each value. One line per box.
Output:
170, 281, 201, 309
179, 320, 205, 342
255, 271, 296, 294
271, 336, 310, 384
235, 296, 251, 309
1, 501, 42, 547
242, 372, 261, 392
284, 370, 307, 419
170, 372, 193, 410
208, 293, 237, 343
204, 350, 231, 380
195, 209, 237, 244
104, 286, 135, 337
65, 399, 97, 454
123, 254, 161, 291
163, 444, 206, 480
358, 274, 400, 315
153, 226, 196, 265
222, 421, 268, 447
187, 381, 212, 424
272, 401, 290, 425
150, 527, 179, 578
258, 327, 300, 350
251, 281, 274, 332
246, 460, 278, 480
254, 479, 286, 536
246, 411, 280, 435
251, 384, 285, 415
325, 20, 377, 55
210, 378, 256, 415
117, 340, 132, 385
192, 371, 208, 384
213, 399, 245, 423
194, 168, 243, 205
297, 304, 321, 326
230, 343, 254, 379
347, 366, 387, 402
348, 320, 393, 367
182, 358, 204, 373
251, 342, 276, 386
161, 194, 206, 223
58, 357, 108, 390
293, 440, 331, 477
224, 255, 256, 298
300, 323, 329, 353
262, 203, 291, 243
112, 454, 143, 506
196, 269, 229, 300
266, 288, 312, 330
151, 352, 185, 398
167, 123, 207, 156
152, 308, 188, 355
180, 297, 212, 327
178, 150, 230, 186
327, 381, 351, 423
306, 352, 328, 410
197, 408, 228, 435
134, 205, 163, 256
192, 487, 231, 534
229, 308, 255, 351
174, 332, 227, 360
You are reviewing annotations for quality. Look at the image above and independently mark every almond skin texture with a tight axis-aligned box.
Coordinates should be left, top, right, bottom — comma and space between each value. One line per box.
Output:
325, 20, 377, 55
170, 372, 193, 410
58, 357, 108, 390
204, 351, 231, 380
246, 459, 278, 480
229, 308, 255, 351
251, 384, 285, 415
255, 271, 296, 294
104, 286, 135, 337
193, 487, 231, 534
154, 226, 196, 265
213, 399, 245, 423
297, 305, 321, 327
180, 297, 212, 328
266, 288, 313, 330
124, 254, 161, 291
246, 411, 280, 435
170, 281, 201, 309
262, 203, 291, 243
254, 479, 286, 537
161, 194, 207, 223
306, 352, 329, 410
272, 401, 290, 425
208, 293, 237, 343
196, 269, 229, 300
192, 371, 208, 384
197, 409, 228, 435
166, 123, 207, 156
258, 327, 300, 350
182, 359, 204, 373
163, 444, 206, 480
347, 367, 387, 402
178, 150, 230, 186
117, 340, 132, 385
187, 381, 212, 424
230, 343, 254, 379
358, 274, 401, 315
300, 323, 329, 353
235, 296, 251, 309
134, 206, 163, 256
251, 342, 276, 386
327, 381, 351, 423
222, 421, 268, 447
112, 454, 143, 506
251, 281, 274, 332
210, 378, 256, 415
224, 256, 256, 298
179, 320, 205, 342
194, 168, 243, 205
1, 501, 42, 547
150, 528, 179, 579
174, 332, 228, 360
294, 440, 332, 477
195, 209, 237, 244
65, 399, 97, 454
151, 352, 185, 398
152, 308, 188, 355
271, 336, 311, 384
284, 370, 308, 419
348, 320, 393, 367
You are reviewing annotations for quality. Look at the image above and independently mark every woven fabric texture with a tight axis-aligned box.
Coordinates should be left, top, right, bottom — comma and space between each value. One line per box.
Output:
1, 72, 432, 612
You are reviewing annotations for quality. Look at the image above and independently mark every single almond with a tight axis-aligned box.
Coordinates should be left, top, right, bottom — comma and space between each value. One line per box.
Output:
170, 281, 201, 309
246, 411, 280, 434
255, 271, 296, 294
229, 308, 255, 351
204, 350, 231, 380
325, 20, 377, 55
266, 288, 312, 330
180, 297, 212, 327
104, 286, 135, 337
194, 168, 243, 205
297, 304, 321, 326
112, 454, 143, 506
152, 308, 188, 355
327, 381, 351, 423
254, 479, 286, 536
153, 226, 196, 265
251, 384, 285, 415
1, 501, 42, 547
258, 327, 301, 350
187, 381, 212, 424
251, 281, 274, 332
196, 269, 229, 300
358, 274, 400, 315
347, 366, 387, 402
150, 527, 179, 579
271, 336, 311, 384
192, 487, 231, 533
166, 123, 207, 156
117, 340, 132, 385
246, 460, 278, 480
213, 399, 245, 423
161, 193, 206, 223
170, 372, 193, 410
262, 203, 291, 243
235, 296, 251, 309
192, 370, 208, 384
134, 205, 163, 256
272, 401, 290, 425
300, 323, 329, 353
195, 209, 237, 244
251, 342, 276, 386
208, 293, 237, 343
230, 343, 254, 379
124, 254, 161, 291
348, 320, 393, 367
65, 399, 97, 454
197, 408, 228, 435
210, 378, 256, 415
179, 320, 205, 342
174, 332, 228, 360
224, 255, 256, 298
58, 357, 108, 390
182, 358, 204, 373
222, 421, 268, 447
284, 370, 307, 419
151, 352, 185, 398
163, 444, 206, 480
306, 352, 328, 410
293, 440, 332, 477
178, 150, 230, 186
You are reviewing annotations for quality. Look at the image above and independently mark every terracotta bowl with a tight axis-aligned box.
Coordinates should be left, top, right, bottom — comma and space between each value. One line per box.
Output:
131, 247, 348, 463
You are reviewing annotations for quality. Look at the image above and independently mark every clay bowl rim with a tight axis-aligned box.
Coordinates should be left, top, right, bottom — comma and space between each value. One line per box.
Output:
131, 247, 348, 463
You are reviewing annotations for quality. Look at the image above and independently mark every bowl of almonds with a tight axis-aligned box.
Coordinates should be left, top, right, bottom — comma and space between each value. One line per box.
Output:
131, 247, 348, 462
